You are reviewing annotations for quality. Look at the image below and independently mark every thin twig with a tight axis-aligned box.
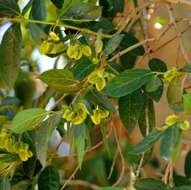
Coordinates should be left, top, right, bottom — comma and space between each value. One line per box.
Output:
0, 17, 112, 39
60, 166, 79, 190
112, 127, 126, 186
166, 3, 190, 63
107, 150, 119, 180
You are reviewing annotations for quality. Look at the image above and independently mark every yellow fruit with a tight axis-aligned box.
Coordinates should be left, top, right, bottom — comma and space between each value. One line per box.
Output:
49, 31, 60, 42
18, 143, 33, 162
67, 44, 82, 60
99, 109, 109, 118
165, 114, 179, 126
180, 120, 190, 131
90, 109, 102, 125
72, 103, 88, 125
88, 69, 106, 91
81, 45, 92, 57
92, 57, 99, 64
39, 41, 53, 55
95, 77, 106, 91
95, 39, 103, 54
48, 42, 66, 54
164, 68, 182, 82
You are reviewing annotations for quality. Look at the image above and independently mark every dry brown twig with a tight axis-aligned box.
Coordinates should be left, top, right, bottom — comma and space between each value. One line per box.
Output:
166, 3, 190, 63
112, 126, 126, 186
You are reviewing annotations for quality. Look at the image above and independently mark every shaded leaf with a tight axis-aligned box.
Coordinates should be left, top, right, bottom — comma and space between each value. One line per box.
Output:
149, 58, 167, 72
183, 94, 191, 113
167, 78, 184, 112
30, 0, 46, 21
0, 0, 20, 17
145, 77, 162, 93
40, 69, 79, 93
181, 64, 191, 73
51, 0, 64, 9
35, 115, 60, 167
160, 125, 180, 160
60, 2, 102, 21
100, 187, 124, 190
85, 88, 115, 112
138, 97, 155, 136
0, 24, 22, 89
38, 166, 60, 190
120, 32, 145, 56
103, 69, 153, 97
144, 78, 164, 102
12, 180, 30, 190
135, 178, 167, 190
72, 58, 96, 80
132, 129, 163, 154
104, 34, 124, 55
0, 177, 11, 190
185, 151, 191, 178
119, 90, 144, 133
74, 123, 87, 169
11, 108, 48, 134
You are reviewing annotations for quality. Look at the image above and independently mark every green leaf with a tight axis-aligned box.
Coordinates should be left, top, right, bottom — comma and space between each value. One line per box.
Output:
171, 187, 191, 190
0, 0, 20, 16
174, 175, 191, 187
104, 34, 124, 55
12, 180, 30, 190
51, 0, 64, 9
144, 77, 163, 102
181, 64, 191, 73
35, 116, 60, 167
119, 90, 144, 133
167, 78, 184, 112
183, 94, 191, 113
40, 69, 79, 93
72, 58, 96, 80
85, 88, 115, 112
134, 178, 167, 190
11, 108, 48, 134
30, 0, 46, 21
148, 58, 167, 72
120, 32, 145, 56
185, 151, 191, 178
14, 71, 35, 108
0, 24, 22, 89
160, 125, 180, 160
74, 123, 87, 169
132, 129, 163, 154
145, 77, 163, 93
60, 1, 102, 21
103, 69, 153, 97
38, 166, 60, 190
100, 0, 124, 17
0, 177, 11, 190
0, 153, 19, 163
100, 187, 124, 190
138, 97, 155, 136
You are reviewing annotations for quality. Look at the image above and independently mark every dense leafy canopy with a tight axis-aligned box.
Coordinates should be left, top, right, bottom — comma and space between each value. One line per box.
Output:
0, 0, 191, 190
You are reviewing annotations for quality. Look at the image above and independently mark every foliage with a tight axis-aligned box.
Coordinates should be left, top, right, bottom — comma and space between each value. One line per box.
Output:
0, 0, 191, 190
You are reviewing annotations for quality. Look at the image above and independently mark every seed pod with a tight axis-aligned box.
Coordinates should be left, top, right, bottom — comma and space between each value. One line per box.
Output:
49, 31, 60, 42
95, 77, 106, 91
180, 120, 190, 131
165, 114, 179, 126
95, 39, 103, 54
67, 44, 82, 60
90, 109, 102, 125
81, 45, 92, 57
39, 41, 53, 55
